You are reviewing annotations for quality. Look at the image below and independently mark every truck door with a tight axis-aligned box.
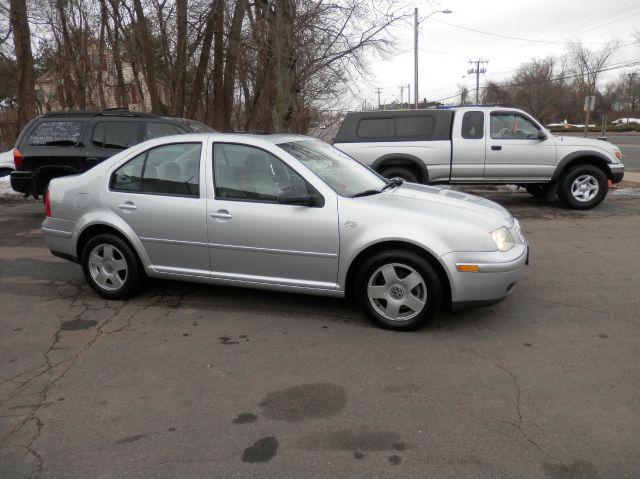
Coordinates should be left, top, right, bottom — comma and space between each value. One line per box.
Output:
485, 111, 556, 181
450, 111, 486, 181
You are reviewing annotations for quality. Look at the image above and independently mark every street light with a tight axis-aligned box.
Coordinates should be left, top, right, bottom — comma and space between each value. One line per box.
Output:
414, 7, 451, 109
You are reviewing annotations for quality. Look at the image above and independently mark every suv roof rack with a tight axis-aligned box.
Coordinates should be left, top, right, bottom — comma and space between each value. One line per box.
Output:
42, 109, 160, 119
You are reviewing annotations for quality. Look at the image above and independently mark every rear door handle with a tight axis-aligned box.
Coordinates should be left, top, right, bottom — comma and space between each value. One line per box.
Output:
118, 202, 137, 211
491, 145, 502, 151
209, 210, 232, 219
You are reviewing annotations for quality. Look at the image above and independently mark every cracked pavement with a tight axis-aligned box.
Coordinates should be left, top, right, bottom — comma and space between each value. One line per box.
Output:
1, 192, 639, 478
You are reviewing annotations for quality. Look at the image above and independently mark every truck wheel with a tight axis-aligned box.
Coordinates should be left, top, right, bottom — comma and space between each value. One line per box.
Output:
524, 184, 548, 198
81, 234, 142, 300
354, 250, 441, 331
558, 164, 608, 210
380, 166, 418, 183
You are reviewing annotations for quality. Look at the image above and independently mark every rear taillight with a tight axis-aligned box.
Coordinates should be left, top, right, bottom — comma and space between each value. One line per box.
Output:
13, 148, 23, 169
45, 189, 51, 217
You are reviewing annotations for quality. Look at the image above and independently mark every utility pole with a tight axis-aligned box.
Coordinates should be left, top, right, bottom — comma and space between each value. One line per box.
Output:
467, 59, 488, 104
406, 84, 411, 109
398, 85, 405, 109
375, 87, 382, 110
628, 73, 637, 123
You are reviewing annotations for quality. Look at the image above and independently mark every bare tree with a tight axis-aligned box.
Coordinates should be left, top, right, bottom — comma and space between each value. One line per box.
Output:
9, 0, 36, 130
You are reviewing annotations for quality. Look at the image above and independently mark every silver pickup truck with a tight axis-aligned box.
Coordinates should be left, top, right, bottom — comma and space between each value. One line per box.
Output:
333, 106, 625, 209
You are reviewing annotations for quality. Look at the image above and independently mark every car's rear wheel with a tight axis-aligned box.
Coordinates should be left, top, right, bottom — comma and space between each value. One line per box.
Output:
557, 164, 608, 210
380, 166, 419, 183
81, 234, 141, 299
355, 250, 441, 331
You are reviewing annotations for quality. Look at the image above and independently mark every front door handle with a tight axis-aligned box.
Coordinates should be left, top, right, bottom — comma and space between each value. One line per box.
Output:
209, 210, 232, 219
118, 202, 137, 211
491, 145, 502, 151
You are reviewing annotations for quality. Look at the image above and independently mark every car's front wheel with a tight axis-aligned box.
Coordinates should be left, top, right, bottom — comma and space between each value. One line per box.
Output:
355, 250, 442, 331
81, 234, 141, 300
558, 164, 608, 209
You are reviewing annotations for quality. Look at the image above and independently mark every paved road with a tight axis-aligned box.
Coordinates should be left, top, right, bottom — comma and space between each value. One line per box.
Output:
1, 193, 639, 479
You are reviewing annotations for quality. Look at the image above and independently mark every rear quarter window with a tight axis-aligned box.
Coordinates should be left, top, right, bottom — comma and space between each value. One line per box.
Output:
27, 121, 84, 146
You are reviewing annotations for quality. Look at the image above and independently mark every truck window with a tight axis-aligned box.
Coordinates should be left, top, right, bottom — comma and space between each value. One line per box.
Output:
396, 116, 435, 138
462, 111, 484, 139
490, 113, 539, 139
28, 121, 83, 146
357, 118, 394, 138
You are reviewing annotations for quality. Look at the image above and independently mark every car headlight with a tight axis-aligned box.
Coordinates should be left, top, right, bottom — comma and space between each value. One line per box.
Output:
491, 227, 515, 252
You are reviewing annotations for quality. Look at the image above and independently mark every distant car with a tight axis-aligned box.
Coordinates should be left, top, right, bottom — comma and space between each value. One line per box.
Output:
611, 118, 640, 125
42, 133, 528, 331
10, 109, 211, 199
0, 150, 14, 177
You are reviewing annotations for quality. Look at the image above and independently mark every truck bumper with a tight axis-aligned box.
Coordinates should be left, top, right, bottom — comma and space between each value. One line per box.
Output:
609, 163, 624, 184
9, 171, 33, 195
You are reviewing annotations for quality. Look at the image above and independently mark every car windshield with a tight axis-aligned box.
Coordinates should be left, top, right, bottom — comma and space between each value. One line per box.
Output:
278, 139, 387, 197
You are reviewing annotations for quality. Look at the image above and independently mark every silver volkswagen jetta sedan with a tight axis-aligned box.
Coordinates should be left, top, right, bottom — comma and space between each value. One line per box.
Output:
42, 133, 528, 331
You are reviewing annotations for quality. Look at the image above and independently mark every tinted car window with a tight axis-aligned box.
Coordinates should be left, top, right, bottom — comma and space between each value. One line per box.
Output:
396, 116, 435, 138
93, 122, 139, 149
462, 111, 484, 139
28, 121, 83, 146
357, 118, 394, 138
213, 143, 309, 201
143, 122, 182, 141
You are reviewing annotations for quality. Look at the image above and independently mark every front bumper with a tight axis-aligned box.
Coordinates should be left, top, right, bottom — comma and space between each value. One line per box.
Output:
609, 163, 624, 184
440, 243, 529, 311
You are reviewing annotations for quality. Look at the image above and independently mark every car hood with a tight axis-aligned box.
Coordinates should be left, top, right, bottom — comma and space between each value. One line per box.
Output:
352, 183, 514, 230
553, 135, 618, 154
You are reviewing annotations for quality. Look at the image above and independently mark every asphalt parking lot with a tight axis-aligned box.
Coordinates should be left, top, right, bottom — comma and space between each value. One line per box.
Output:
1, 190, 639, 479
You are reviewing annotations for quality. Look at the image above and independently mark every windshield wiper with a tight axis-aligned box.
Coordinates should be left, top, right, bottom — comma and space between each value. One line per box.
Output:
351, 189, 382, 198
381, 177, 404, 191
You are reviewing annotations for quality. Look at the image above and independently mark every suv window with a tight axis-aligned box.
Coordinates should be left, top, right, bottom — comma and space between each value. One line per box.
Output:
213, 143, 309, 201
111, 143, 201, 197
93, 122, 139, 149
490, 113, 539, 139
28, 121, 83, 146
462, 111, 484, 139
357, 118, 394, 138
143, 122, 182, 141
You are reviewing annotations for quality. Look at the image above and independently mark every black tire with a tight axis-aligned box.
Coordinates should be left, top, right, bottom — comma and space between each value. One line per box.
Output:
524, 184, 548, 198
380, 166, 419, 183
354, 250, 442, 331
557, 164, 608, 210
0, 168, 12, 178
81, 233, 141, 300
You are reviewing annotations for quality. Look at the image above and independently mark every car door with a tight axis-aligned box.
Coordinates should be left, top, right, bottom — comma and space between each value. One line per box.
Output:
450, 110, 486, 181
207, 142, 339, 289
104, 141, 209, 276
485, 111, 557, 181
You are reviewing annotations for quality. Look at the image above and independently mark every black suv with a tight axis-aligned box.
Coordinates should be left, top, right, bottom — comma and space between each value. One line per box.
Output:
10, 109, 213, 198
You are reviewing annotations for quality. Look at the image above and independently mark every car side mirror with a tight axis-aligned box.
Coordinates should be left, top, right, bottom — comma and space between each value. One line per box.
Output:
537, 130, 547, 140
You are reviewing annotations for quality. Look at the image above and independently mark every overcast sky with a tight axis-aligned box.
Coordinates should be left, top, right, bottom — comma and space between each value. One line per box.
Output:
358, 0, 640, 109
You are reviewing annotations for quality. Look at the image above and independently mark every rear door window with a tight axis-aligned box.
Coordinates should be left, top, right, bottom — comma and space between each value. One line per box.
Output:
27, 121, 84, 146
143, 122, 183, 141
462, 111, 484, 139
92, 121, 140, 149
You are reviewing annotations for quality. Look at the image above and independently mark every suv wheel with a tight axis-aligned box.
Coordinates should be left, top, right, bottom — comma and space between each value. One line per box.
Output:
0, 168, 12, 178
558, 164, 608, 210
81, 234, 141, 299
354, 250, 441, 331
380, 166, 418, 183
